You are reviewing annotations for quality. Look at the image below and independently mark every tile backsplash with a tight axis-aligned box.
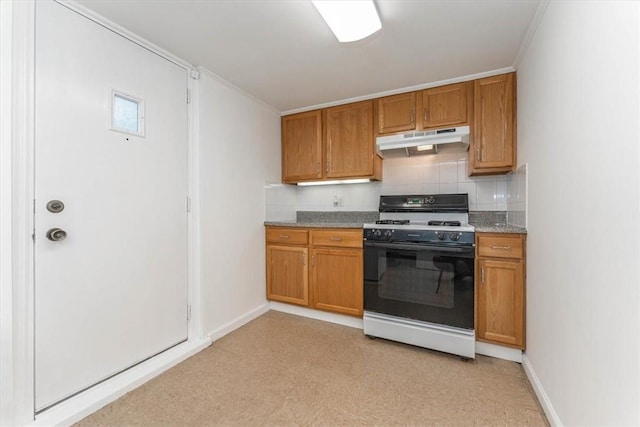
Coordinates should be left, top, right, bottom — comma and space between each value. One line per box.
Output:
265, 153, 526, 222
506, 163, 527, 228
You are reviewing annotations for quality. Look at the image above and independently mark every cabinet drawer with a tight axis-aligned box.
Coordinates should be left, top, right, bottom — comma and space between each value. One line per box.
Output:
266, 228, 308, 245
311, 229, 363, 248
477, 234, 524, 259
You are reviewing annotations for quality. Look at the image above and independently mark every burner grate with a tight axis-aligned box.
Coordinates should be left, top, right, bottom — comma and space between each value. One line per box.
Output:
376, 219, 410, 225
427, 220, 462, 227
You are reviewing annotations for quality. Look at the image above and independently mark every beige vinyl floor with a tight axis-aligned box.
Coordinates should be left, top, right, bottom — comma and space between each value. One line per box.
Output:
75, 311, 548, 426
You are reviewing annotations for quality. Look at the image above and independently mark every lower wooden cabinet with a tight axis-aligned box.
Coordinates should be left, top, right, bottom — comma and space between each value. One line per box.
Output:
311, 247, 363, 316
266, 245, 308, 306
265, 226, 363, 317
475, 233, 526, 349
266, 228, 309, 306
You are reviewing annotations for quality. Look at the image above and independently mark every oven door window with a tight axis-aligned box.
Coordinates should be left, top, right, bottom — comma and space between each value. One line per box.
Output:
364, 243, 474, 330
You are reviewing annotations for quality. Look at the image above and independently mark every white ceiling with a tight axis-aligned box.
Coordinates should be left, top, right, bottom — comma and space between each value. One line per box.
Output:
74, 0, 541, 113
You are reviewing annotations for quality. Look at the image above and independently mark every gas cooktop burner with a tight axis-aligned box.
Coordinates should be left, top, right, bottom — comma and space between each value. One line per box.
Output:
427, 220, 462, 227
375, 219, 410, 225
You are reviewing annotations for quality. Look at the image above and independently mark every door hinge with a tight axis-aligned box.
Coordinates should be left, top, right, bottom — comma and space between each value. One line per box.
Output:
187, 88, 191, 104
187, 305, 192, 321
186, 196, 191, 212
32, 231, 35, 242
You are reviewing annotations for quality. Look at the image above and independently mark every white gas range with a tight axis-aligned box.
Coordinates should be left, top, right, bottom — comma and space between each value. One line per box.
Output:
362, 194, 476, 359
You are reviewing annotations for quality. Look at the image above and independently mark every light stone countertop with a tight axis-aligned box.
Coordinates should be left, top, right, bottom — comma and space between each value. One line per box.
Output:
473, 225, 527, 234
264, 221, 367, 229
264, 210, 527, 233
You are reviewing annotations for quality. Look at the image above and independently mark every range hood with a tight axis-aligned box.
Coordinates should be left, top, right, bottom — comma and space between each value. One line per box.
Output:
376, 125, 470, 157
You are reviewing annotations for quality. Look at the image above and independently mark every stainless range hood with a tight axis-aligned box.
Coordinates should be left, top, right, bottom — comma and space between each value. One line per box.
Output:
376, 125, 470, 157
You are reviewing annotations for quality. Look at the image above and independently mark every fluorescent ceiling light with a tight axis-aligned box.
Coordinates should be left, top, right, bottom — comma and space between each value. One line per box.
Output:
312, 0, 381, 43
297, 178, 371, 186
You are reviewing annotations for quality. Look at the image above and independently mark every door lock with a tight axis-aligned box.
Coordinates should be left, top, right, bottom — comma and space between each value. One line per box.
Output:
46, 200, 65, 213
46, 228, 67, 242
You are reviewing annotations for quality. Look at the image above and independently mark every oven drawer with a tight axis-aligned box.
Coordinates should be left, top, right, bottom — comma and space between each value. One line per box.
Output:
477, 234, 524, 259
311, 229, 362, 248
266, 227, 308, 245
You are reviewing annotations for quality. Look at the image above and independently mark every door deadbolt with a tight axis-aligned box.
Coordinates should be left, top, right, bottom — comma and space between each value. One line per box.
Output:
46, 200, 65, 213
46, 228, 67, 242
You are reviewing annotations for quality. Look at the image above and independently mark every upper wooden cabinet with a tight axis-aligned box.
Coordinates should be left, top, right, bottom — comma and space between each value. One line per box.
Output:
469, 72, 516, 175
325, 100, 377, 179
376, 82, 473, 136
281, 110, 322, 183
375, 92, 416, 135
281, 101, 381, 184
418, 82, 473, 130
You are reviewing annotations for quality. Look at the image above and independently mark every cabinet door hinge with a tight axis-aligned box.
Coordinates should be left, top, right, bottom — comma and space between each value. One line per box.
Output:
186, 196, 191, 212
187, 88, 191, 104
187, 304, 192, 321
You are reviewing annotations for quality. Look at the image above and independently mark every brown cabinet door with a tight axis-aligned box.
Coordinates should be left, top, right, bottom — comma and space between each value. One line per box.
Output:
376, 92, 416, 135
476, 258, 524, 348
266, 245, 309, 306
419, 82, 471, 130
282, 110, 323, 183
325, 101, 374, 179
470, 73, 516, 175
311, 248, 363, 316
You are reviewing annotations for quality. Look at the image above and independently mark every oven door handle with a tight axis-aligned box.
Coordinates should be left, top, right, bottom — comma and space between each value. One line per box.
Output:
364, 241, 475, 255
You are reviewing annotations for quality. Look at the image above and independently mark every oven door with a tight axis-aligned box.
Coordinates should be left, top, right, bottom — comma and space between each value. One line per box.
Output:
364, 241, 474, 330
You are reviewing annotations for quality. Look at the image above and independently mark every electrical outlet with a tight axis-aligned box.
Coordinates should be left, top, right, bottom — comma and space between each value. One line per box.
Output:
333, 195, 344, 207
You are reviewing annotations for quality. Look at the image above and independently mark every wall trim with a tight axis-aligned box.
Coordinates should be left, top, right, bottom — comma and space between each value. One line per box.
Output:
512, 0, 550, 69
56, 0, 192, 71
207, 303, 271, 342
522, 354, 562, 427
28, 338, 211, 427
475, 341, 522, 363
270, 302, 364, 329
197, 66, 281, 115
280, 67, 515, 116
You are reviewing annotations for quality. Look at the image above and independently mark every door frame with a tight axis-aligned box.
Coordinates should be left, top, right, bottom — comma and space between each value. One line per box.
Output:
1, 1, 206, 424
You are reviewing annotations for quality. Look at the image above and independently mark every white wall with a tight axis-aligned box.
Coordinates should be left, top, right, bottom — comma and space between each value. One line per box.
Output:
518, 2, 639, 425
0, 1, 15, 424
198, 69, 281, 336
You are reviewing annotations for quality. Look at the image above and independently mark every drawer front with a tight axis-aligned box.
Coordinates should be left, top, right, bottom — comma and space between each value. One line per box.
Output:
477, 234, 524, 259
266, 227, 308, 245
311, 229, 363, 248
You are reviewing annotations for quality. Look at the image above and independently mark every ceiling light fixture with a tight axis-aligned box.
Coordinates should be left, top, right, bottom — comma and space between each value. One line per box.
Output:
311, 0, 381, 43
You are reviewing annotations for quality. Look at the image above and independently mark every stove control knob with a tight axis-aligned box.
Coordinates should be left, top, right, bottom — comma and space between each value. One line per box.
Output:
436, 232, 446, 241
450, 232, 461, 241
374, 229, 382, 238
384, 230, 393, 239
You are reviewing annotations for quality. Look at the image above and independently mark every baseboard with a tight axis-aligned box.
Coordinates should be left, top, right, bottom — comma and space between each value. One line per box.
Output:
207, 302, 270, 342
270, 302, 364, 329
29, 338, 211, 427
475, 341, 523, 363
522, 354, 562, 427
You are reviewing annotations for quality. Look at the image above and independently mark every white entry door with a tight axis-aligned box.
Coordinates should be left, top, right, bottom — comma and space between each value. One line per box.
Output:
34, 1, 189, 411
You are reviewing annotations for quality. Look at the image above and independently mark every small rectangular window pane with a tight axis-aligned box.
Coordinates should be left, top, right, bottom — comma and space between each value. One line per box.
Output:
113, 94, 139, 133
